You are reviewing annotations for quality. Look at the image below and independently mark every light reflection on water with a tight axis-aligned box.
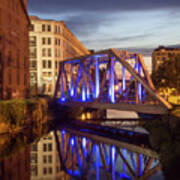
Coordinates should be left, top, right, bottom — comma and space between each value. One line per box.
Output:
30, 128, 164, 180
0, 121, 164, 180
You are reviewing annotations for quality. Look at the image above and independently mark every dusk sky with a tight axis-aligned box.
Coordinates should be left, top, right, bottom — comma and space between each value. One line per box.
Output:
28, 0, 180, 50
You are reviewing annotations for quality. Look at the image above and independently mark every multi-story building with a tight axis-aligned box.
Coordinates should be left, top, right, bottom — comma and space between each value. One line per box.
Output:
29, 16, 89, 95
0, 0, 30, 99
152, 46, 180, 73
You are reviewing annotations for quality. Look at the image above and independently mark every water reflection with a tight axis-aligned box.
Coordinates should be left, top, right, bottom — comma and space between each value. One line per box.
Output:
0, 121, 164, 180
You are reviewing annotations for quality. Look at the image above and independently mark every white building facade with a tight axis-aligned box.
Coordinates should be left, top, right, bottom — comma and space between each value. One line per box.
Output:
29, 16, 89, 95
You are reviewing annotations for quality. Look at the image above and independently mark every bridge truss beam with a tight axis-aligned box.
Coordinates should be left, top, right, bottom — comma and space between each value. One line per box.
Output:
54, 48, 172, 114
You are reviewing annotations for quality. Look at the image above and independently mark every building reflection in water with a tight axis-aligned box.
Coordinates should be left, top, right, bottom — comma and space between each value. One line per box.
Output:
30, 131, 70, 180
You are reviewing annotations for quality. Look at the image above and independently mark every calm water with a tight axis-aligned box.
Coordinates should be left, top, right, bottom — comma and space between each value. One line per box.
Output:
0, 120, 164, 180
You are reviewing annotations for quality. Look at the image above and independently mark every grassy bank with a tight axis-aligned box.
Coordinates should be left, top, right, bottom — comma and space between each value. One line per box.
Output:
0, 98, 49, 134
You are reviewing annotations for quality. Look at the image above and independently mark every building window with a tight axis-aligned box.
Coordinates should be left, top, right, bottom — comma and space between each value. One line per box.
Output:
31, 153, 38, 163
30, 48, 37, 58
8, 73, 12, 84
59, 39, 60, 45
29, 24, 34, 31
30, 60, 37, 68
48, 61, 51, 68
43, 144, 47, 151
48, 167, 52, 174
43, 167, 47, 175
43, 60, 46, 68
47, 25, 51, 32
55, 61, 58, 69
48, 155, 52, 163
17, 70, 20, 85
48, 38, 51, 45
42, 37, 46, 45
31, 144, 37, 151
43, 155, 47, 163
31, 166, 38, 176
48, 48, 51, 57
42, 24, 46, 32
30, 36, 36, 46
24, 73, 27, 85
48, 143, 52, 151
42, 48, 46, 57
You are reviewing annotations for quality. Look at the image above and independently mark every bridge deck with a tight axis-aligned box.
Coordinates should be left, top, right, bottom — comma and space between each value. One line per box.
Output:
59, 101, 168, 115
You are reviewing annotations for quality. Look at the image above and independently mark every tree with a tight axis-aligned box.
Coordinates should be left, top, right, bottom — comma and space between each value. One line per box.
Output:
152, 54, 180, 93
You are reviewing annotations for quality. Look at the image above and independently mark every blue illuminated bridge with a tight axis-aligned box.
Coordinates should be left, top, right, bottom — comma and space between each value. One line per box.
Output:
54, 48, 172, 115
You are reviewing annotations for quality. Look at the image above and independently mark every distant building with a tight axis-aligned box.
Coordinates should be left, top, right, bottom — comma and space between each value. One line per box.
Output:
29, 16, 90, 96
152, 46, 180, 73
118, 48, 153, 74
152, 46, 180, 104
0, 0, 30, 99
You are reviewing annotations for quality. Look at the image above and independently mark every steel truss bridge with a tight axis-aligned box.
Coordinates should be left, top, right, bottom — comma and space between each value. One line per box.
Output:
54, 48, 172, 115
54, 124, 161, 180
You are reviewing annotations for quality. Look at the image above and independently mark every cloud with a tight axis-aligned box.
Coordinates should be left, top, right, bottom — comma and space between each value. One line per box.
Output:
28, 0, 180, 50
28, 0, 180, 14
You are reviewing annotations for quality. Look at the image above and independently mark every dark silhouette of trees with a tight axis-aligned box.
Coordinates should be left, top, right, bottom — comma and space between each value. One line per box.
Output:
152, 54, 180, 93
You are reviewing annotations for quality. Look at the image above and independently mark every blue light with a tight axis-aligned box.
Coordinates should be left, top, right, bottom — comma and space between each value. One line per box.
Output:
95, 58, 100, 98
70, 89, 74, 97
61, 130, 66, 135
128, 131, 134, 136
139, 154, 143, 176
123, 149, 127, 174
60, 97, 66, 102
122, 66, 126, 91
112, 146, 116, 180
82, 89, 86, 102
82, 137, 86, 148
112, 146, 116, 161
71, 138, 75, 146
96, 145, 100, 180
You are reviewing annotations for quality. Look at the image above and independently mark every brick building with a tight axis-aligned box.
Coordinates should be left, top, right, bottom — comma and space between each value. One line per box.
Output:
29, 16, 89, 95
0, 0, 30, 99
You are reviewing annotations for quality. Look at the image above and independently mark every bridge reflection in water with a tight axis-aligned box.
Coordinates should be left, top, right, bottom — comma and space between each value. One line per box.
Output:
54, 127, 162, 180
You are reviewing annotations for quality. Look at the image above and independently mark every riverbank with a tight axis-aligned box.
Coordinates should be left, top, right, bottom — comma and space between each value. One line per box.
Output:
0, 98, 51, 135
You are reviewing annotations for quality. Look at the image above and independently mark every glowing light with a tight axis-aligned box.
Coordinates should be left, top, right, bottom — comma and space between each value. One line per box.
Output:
81, 113, 86, 121
95, 58, 100, 98
87, 112, 91, 119
61, 130, 66, 135
71, 138, 75, 146
112, 146, 116, 161
70, 89, 74, 96
122, 66, 126, 91
60, 97, 66, 102
82, 137, 86, 147
115, 85, 119, 92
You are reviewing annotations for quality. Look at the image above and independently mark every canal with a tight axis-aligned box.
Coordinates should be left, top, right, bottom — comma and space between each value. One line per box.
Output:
0, 117, 165, 180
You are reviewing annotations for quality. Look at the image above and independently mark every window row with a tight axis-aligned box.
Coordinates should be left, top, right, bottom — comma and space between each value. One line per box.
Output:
42, 60, 52, 69
43, 167, 52, 175
42, 48, 51, 57
30, 24, 61, 34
